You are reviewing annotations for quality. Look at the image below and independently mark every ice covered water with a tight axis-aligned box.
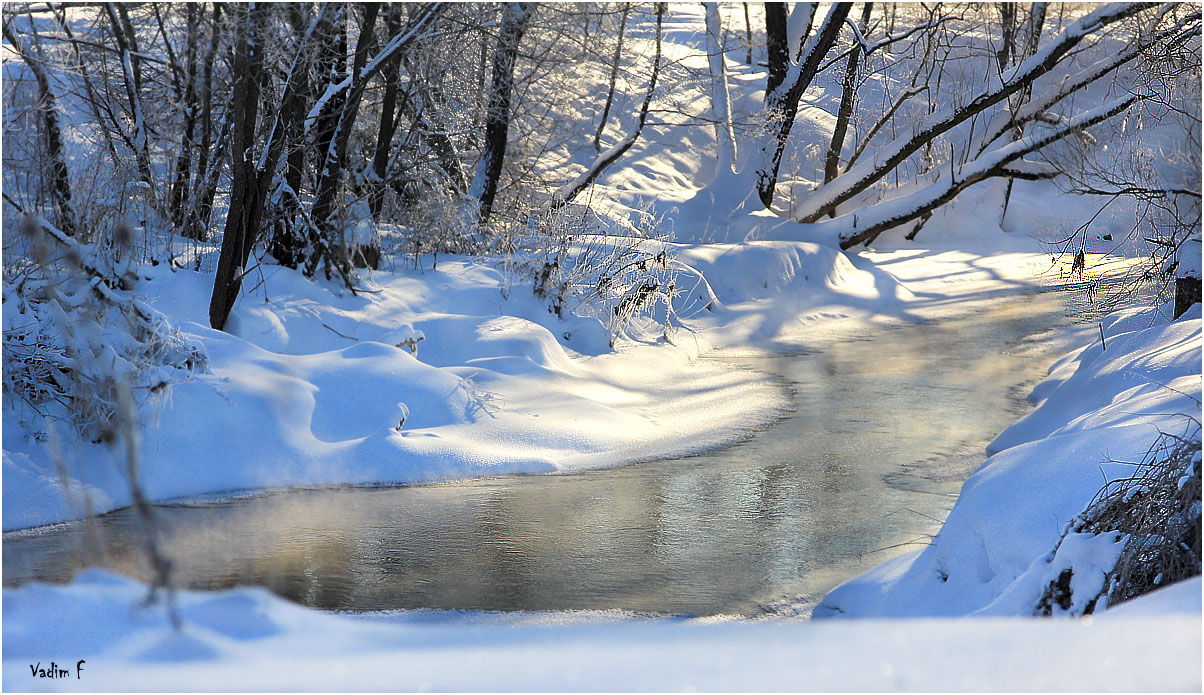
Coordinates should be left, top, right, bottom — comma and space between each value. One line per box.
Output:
3, 289, 1103, 616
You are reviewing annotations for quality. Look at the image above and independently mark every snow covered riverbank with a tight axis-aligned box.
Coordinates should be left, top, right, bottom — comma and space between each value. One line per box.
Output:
3, 567, 1199, 692
5, 247, 1199, 691
3, 234, 1074, 531
818, 303, 1201, 619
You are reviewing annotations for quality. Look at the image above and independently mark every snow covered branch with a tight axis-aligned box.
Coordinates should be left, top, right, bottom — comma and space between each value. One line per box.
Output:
824, 94, 1141, 249
790, 2, 1152, 223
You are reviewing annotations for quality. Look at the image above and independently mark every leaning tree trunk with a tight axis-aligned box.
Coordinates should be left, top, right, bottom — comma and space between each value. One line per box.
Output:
753, 3, 852, 208
470, 2, 533, 222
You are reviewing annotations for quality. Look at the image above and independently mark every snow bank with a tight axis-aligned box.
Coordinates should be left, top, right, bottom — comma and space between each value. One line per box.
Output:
9, 239, 926, 530
3, 569, 1198, 692
817, 307, 1201, 619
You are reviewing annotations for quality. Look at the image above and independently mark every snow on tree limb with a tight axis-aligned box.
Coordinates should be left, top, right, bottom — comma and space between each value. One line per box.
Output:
976, 8, 1199, 157
790, 2, 1152, 223
303, 3, 444, 136
753, 2, 853, 208
815, 94, 1141, 249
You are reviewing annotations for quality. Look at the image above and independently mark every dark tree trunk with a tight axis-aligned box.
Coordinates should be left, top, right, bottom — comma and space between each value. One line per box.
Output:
593, 3, 630, 152
995, 2, 1018, 76
743, 3, 753, 65
170, 4, 200, 228
186, 3, 222, 241
369, 5, 404, 221
1175, 276, 1201, 319
310, 3, 380, 275
209, 3, 267, 331
763, 2, 789, 99
824, 3, 873, 187
268, 3, 318, 266
473, 2, 533, 222
2, 24, 77, 237
755, 3, 853, 208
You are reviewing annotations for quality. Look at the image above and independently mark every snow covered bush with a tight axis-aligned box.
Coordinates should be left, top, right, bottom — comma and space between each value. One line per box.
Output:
1037, 422, 1202, 614
513, 202, 678, 344
2, 215, 206, 444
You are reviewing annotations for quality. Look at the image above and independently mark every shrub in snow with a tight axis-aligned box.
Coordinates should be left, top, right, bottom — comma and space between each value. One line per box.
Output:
1036, 423, 1202, 614
513, 202, 678, 345
2, 216, 206, 444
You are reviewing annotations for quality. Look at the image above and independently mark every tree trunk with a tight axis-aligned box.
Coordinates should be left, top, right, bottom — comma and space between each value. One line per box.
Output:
185, 4, 222, 241
824, 3, 872, 187
370, 6, 404, 221
763, 3, 789, 98
743, 3, 753, 65
209, 3, 267, 331
593, 4, 630, 153
754, 3, 852, 208
471, 2, 533, 222
170, 4, 200, 229
2, 24, 77, 237
310, 3, 380, 275
704, 2, 736, 173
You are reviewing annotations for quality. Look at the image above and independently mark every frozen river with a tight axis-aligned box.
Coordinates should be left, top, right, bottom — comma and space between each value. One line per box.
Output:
4, 287, 1102, 616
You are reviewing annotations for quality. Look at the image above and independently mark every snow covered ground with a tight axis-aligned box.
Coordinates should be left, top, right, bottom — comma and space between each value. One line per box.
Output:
3, 568, 1199, 692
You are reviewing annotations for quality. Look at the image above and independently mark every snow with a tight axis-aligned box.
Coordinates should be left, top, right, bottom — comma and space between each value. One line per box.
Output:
3, 568, 1199, 692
